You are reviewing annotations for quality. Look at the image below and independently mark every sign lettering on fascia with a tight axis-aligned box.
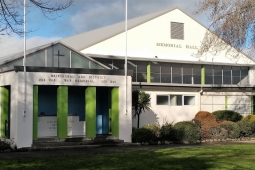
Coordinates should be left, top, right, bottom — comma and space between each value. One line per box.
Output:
38, 74, 117, 84
156, 43, 198, 49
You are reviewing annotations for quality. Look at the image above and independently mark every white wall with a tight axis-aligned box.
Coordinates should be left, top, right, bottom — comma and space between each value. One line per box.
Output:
132, 89, 199, 127
81, 9, 254, 65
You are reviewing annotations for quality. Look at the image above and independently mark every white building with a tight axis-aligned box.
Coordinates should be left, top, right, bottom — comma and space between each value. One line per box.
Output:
0, 7, 254, 148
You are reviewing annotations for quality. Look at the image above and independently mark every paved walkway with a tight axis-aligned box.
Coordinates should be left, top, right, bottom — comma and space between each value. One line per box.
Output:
1, 140, 255, 160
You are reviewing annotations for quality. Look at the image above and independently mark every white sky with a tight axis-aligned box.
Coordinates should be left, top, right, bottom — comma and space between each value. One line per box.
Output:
0, 0, 208, 57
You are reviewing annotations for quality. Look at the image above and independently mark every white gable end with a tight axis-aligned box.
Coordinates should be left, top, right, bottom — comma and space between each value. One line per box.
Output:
81, 9, 255, 65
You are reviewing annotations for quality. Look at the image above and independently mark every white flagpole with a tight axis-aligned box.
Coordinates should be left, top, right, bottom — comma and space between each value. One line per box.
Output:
125, 0, 128, 115
23, 0, 27, 117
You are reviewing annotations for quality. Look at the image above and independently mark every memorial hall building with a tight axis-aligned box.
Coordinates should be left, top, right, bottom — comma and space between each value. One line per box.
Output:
1, 8, 255, 148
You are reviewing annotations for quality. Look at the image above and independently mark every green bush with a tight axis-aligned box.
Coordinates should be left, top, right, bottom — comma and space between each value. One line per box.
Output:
242, 115, 255, 121
159, 123, 176, 143
0, 140, 11, 152
219, 121, 240, 139
174, 121, 200, 143
238, 120, 255, 137
132, 127, 155, 144
209, 126, 228, 140
143, 123, 161, 139
212, 110, 243, 122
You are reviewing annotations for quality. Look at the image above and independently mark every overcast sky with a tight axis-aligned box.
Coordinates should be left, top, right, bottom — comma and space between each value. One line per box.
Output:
0, 0, 208, 57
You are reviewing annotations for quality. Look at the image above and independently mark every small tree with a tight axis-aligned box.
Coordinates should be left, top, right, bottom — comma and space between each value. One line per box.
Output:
132, 89, 151, 128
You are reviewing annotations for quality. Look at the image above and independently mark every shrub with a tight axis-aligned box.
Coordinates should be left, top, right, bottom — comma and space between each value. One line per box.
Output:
212, 110, 243, 122
219, 121, 240, 139
0, 140, 11, 152
238, 120, 255, 137
132, 127, 155, 144
174, 121, 200, 143
194, 111, 217, 140
209, 126, 228, 140
159, 123, 176, 143
143, 123, 161, 139
242, 115, 255, 121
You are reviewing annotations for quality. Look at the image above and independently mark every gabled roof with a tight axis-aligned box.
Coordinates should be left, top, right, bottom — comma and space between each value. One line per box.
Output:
0, 41, 110, 69
60, 7, 178, 51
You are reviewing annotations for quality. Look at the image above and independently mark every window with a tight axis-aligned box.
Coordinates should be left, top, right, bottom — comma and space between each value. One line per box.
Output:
157, 94, 196, 106
156, 96, 169, 105
213, 66, 222, 84
205, 65, 213, 84
184, 96, 195, 105
170, 95, 182, 106
183, 64, 193, 84
172, 64, 182, 83
171, 22, 184, 40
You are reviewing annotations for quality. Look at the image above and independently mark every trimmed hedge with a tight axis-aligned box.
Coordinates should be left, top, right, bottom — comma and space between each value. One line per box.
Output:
242, 115, 255, 121
194, 111, 217, 140
238, 120, 255, 137
132, 127, 155, 144
143, 123, 161, 139
0, 140, 11, 152
174, 121, 201, 143
159, 123, 176, 143
212, 110, 243, 122
219, 121, 240, 139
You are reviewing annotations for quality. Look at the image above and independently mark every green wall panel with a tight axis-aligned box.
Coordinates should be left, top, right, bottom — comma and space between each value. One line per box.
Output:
1, 87, 9, 138
57, 86, 68, 138
111, 87, 119, 137
147, 61, 151, 83
33, 86, 38, 140
85, 87, 96, 137
201, 65, 205, 85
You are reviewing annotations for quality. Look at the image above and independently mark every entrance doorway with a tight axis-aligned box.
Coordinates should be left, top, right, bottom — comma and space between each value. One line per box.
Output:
96, 87, 111, 135
1, 86, 10, 139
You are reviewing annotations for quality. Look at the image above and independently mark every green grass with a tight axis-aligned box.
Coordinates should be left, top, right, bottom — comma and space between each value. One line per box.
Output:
1, 144, 255, 170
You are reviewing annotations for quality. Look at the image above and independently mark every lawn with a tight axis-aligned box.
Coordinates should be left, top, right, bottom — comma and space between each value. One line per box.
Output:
1, 144, 255, 170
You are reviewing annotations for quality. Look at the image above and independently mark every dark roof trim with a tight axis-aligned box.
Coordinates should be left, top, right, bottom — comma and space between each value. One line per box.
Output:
13, 66, 133, 76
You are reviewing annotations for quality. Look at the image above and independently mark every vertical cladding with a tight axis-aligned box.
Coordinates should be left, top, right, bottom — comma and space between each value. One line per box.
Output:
33, 86, 38, 140
57, 86, 68, 138
201, 65, 205, 85
85, 87, 96, 137
1, 87, 8, 138
147, 61, 151, 83
111, 87, 119, 137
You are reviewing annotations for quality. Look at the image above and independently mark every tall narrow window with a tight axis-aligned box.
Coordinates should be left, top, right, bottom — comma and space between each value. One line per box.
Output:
171, 22, 184, 40
170, 95, 182, 106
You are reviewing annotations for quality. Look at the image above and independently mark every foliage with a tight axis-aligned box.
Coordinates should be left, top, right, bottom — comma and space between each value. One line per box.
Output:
132, 89, 151, 128
238, 120, 255, 137
219, 121, 240, 139
0, 0, 73, 36
195, 0, 255, 59
209, 126, 228, 140
159, 122, 176, 143
143, 123, 161, 139
132, 127, 155, 144
242, 115, 255, 121
174, 121, 201, 143
194, 111, 217, 140
212, 110, 243, 122
0, 140, 11, 152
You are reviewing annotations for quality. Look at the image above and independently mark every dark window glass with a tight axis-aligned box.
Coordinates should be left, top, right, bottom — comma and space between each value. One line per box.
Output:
172, 64, 182, 74
94, 58, 112, 69
183, 75, 192, 84
127, 60, 137, 82
151, 62, 160, 73
137, 73, 147, 82
232, 76, 240, 84
113, 59, 124, 69
193, 75, 201, 84
205, 75, 213, 84
160, 63, 171, 74
214, 76, 222, 84
223, 76, 232, 84
172, 74, 182, 84
184, 96, 195, 105
241, 67, 249, 77
157, 96, 169, 105
183, 64, 192, 75
232, 66, 240, 77
136, 61, 147, 73
214, 66, 222, 76
205, 65, 213, 75
151, 73, 160, 83
170, 95, 182, 106
223, 66, 231, 77
193, 65, 201, 75
161, 74, 171, 83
